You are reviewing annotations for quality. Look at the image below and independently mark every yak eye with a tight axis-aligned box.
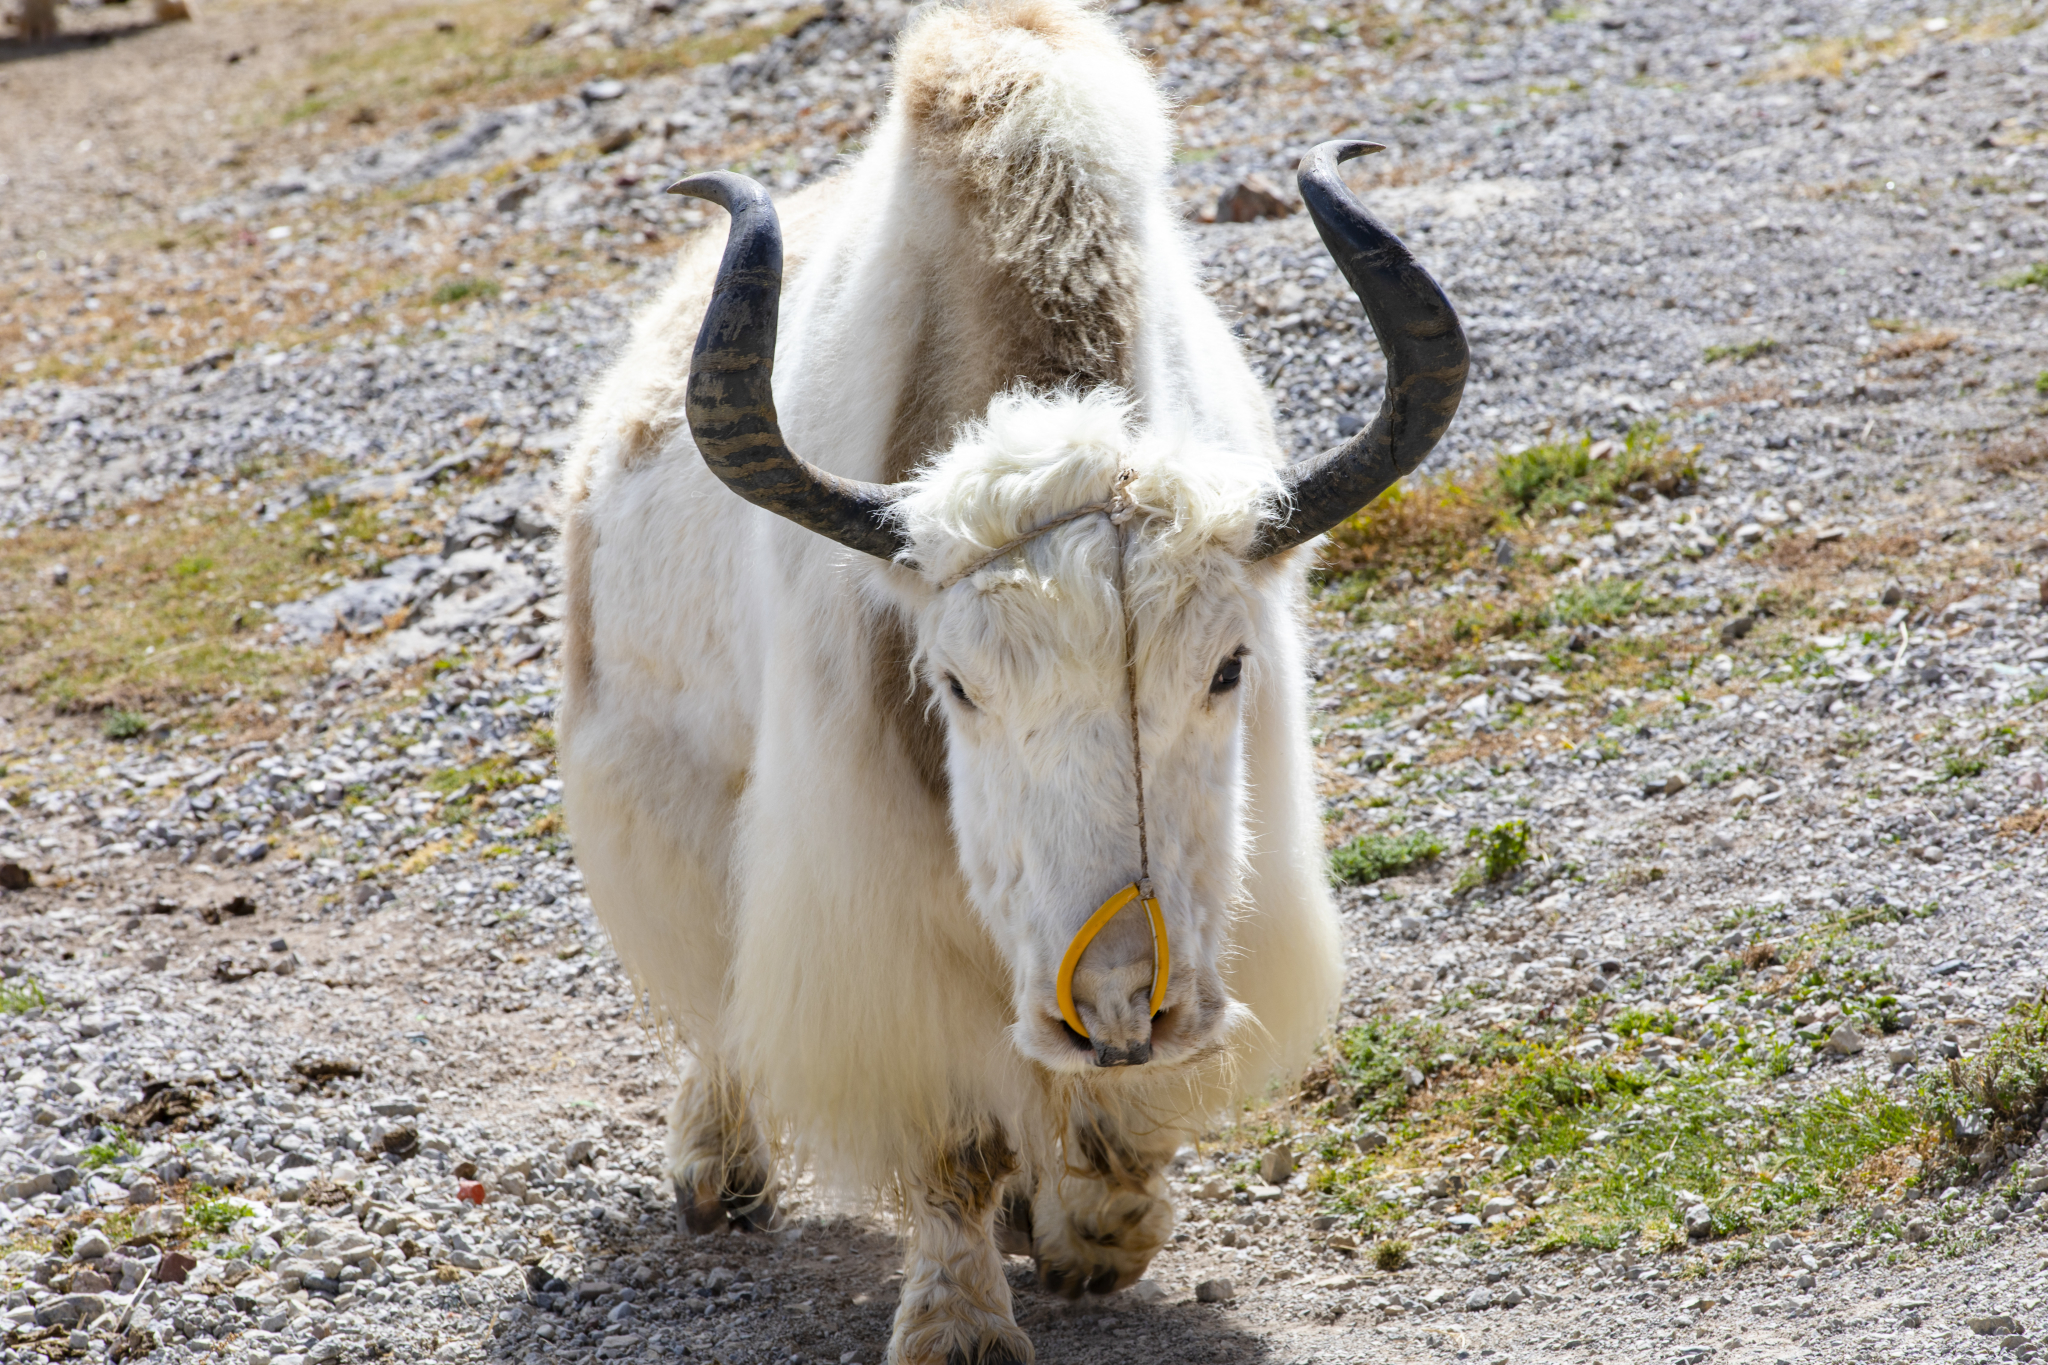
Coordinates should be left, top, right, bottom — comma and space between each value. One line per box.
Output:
945, 674, 973, 707
1209, 652, 1245, 695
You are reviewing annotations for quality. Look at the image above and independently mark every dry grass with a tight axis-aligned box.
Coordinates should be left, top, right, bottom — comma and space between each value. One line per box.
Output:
0, 174, 683, 384
1999, 807, 2048, 838
1978, 428, 2048, 477
1318, 424, 1694, 584
1758, 24, 1924, 83
1318, 478, 1498, 583
1677, 377, 1791, 410
1866, 329, 1960, 363
0, 0, 832, 386
1760, 528, 1920, 580
0, 482, 428, 713
263, 1, 821, 136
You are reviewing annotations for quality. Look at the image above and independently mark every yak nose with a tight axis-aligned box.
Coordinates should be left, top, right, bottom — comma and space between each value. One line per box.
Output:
1068, 952, 1157, 1068
1094, 1038, 1152, 1068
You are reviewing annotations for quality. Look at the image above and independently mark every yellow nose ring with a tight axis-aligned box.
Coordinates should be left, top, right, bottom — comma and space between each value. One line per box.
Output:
1055, 882, 1169, 1042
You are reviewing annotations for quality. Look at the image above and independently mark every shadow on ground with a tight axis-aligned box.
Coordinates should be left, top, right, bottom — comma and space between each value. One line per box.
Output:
0, 16, 181, 64
489, 1208, 1278, 1365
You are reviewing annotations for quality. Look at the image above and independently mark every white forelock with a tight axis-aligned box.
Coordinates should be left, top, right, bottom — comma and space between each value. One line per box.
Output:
892, 386, 1285, 598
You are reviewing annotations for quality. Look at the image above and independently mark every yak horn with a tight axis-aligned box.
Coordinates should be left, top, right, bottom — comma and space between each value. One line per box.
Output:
1247, 141, 1470, 561
666, 172, 910, 561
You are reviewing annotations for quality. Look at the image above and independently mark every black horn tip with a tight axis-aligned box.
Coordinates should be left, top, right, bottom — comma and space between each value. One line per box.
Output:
1303, 139, 1388, 177
664, 171, 765, 212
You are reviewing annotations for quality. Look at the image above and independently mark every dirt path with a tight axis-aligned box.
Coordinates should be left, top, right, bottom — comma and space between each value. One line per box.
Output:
4, 1, 2048, 1364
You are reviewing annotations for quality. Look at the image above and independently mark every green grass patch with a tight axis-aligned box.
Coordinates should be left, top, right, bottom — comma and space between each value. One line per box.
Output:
101, 709, 148, 741
1329, 828, 1444, 885
426, 753, 533, 823
1703, 337, 1779, 364
1918, 996, 2048, 1185
1317, 419, 1695, 586
1999, 262, 2048, 290
188, 1191, 257, 1235
81, 1126, 141, 1170
1943, 751, 1988, 780
1456, 819, 1532, 892
429, 277, 501, 306
1314, 1025, 1919, 1250
0, 974, 46, 1014
1494, 421, 1693, 520
427, 753, 524, 797
1544, 578, 1664, 629
1329, 1017, 1453, 1123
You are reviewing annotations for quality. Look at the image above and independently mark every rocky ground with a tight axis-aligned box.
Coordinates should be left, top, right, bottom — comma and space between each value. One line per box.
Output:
4, 0, 2048, 1364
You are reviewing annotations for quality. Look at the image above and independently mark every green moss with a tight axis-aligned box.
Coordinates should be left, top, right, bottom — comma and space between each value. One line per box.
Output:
101, 709, 148, 741
1998, 262, 2048, 290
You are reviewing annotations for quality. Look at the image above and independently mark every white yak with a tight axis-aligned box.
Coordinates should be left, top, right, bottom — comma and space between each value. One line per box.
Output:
558, 1, 1465, 1359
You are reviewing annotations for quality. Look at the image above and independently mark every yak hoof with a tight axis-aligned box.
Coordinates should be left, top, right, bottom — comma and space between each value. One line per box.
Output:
674, 1178, 728, 1237
944, 1343, 1031, 1365
673, 1169, 779, 1235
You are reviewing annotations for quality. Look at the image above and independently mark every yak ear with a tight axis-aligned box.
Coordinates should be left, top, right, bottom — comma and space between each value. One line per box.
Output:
667, 171, 912, 562
1247, 141, 1469, 561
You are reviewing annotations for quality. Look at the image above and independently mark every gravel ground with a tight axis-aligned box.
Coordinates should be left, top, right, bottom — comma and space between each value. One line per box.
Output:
4, 0, 2048, 1363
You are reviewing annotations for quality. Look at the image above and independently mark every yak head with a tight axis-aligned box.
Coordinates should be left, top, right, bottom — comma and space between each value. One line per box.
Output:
887, 389, 1277, 1072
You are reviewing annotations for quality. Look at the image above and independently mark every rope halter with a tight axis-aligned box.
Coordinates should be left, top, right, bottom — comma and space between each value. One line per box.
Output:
937, 470, 1169, 1044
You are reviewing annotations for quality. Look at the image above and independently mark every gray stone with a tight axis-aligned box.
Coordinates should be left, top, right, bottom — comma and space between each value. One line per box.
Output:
1824, 1023, 1865, 1056
1969, 1314, 2020, 1336
71, 1229, 112, 1260
1128, 1279, 1167, 1305
34, 1294, 105, 1329
1195, 1278, 1235, 1304
1258, 1145, 1295, 1186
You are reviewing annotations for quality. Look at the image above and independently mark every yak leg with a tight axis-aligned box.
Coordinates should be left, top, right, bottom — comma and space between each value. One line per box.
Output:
665, 1052, 777, 1234
16, 0, 58, 41
889, 1128, 1032, 1365
1029, 1097, 1176, 1299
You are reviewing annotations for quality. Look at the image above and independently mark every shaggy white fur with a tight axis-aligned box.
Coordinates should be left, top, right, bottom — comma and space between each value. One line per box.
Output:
559, 1, 1343, 1359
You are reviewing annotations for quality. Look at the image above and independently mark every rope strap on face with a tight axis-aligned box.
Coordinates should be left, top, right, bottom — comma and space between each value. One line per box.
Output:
1055, 882, 1169, 1042
940, 469, 1167, 1047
